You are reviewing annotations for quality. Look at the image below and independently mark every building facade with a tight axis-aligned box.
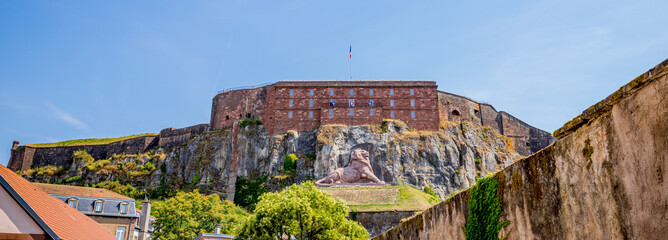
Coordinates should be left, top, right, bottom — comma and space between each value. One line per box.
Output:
34, 183, 152, 240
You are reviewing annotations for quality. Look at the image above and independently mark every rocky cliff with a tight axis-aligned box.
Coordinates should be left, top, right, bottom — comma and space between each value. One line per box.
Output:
21, 119, 520, 201
373, 58, 668, 240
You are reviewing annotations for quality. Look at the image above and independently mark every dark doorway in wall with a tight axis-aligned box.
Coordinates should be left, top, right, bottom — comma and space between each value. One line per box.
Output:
226, 115, 230, 120
450, 110, 461, 122
246, 113, 251, 118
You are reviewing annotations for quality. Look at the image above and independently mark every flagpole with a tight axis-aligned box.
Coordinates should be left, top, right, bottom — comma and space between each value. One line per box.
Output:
349, 45, 352, 81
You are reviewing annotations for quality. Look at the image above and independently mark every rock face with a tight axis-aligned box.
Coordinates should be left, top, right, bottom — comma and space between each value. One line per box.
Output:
373, 58, 668, 239
21, 119, 520, 201
161, 119, 519, 200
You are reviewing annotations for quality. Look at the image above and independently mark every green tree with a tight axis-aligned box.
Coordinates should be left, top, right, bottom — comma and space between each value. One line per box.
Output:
152, 190, 248, 240
235, 182, 368, 240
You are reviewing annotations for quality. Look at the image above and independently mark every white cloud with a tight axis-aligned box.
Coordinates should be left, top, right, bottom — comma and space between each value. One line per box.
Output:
45, 101, 88, 131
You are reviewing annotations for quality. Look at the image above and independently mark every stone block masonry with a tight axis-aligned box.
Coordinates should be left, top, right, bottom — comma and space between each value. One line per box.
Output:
211, 80, 555, 156
372, 58, 668, 240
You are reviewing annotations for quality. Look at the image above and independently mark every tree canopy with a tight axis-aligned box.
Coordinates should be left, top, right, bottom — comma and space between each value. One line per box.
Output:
152, 190, 248, 240
235, 181, 368, 240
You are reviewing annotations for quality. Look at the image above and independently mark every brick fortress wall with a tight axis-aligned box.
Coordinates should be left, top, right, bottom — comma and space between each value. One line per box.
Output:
210, 81, 555, 156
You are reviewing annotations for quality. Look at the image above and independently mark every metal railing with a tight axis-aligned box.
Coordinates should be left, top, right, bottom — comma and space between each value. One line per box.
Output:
217, 82, 274, 93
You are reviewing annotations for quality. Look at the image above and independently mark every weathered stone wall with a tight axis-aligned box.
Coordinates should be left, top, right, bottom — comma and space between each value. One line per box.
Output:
209, 87, 268, 131
373, 58, 668, 240
437, 91, 555, 156
158, 124, 210, 149
351, 211, 418, 238
8, 135, 158, 171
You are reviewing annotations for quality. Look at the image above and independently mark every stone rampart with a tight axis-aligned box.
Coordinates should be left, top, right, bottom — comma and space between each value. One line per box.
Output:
351, 211, 418, 238
8, 135, 159, 171
211, 81, 554, 156
158, 124, 210, 149
373, 58, 668, 240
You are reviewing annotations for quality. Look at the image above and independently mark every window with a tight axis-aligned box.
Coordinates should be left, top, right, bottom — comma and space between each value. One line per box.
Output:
411, 99, 415, 107
411, 111, 416, 118
390, 89, 394, 95
329, 109, 333, 117
369, 89, 374, 95
67, 198, 78, 208
288, 111, 293, 118
289, 100, 293, 107
289, 89, 294, 96
390, 111, 395, 118
120, 202, 128, 214
350, 89, 354, 96
309, 89, 314, 96
116, 226, 126, 240
309, 99, 314, 107
308, 111, 313, 118
349, 109, 354, 116
410, 89, 415, 95
94, 200, 104, 213
390, 100, 395, 107
368, 100, 374, 106
370, 109, 375, 116
329, 89, 334, 96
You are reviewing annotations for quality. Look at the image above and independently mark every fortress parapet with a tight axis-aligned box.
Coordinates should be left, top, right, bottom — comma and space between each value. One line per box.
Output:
210, 80, 555, 155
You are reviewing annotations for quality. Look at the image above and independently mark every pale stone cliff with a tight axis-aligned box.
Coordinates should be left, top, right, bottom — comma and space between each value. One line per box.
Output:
23, 119, 520, 201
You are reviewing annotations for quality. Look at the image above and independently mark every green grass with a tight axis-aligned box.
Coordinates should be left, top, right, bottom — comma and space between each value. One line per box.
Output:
321, 185, 440, 212
24, 133, 158, 148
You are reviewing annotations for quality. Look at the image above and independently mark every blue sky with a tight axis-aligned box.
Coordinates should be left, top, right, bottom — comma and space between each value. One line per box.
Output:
1, 1, 667, 166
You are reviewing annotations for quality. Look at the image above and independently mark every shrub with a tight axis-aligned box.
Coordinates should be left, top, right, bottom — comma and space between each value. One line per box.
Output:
26, 165, 67, 177
283, 154, 297, 174
423, 185, 439, 199
84, 159, 111, 171
239, 118, 262, 128
126, 170, 145, 179
474, 157, 482, 164
72, 149, 94, 162
93, 181, 142, 199
65, 176, 82, 183
139, 162, 156, 175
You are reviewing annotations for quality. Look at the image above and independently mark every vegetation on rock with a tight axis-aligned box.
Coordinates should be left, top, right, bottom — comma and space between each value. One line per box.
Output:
239, 118, 262, 128
72, 149, 94, 162
93, 181, 144, 199
235, 182, 368, 240
23, 165, 67, 177
152, 190, 248, 240
464, 175, 508, 240
284, 154, 297, 175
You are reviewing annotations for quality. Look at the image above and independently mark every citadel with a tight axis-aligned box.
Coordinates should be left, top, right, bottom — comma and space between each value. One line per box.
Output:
9, 80, 554, 171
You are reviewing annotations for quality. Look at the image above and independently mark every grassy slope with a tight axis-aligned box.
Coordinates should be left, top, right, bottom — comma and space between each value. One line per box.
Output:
321, 185, 440, 212
24, 133, 158, 148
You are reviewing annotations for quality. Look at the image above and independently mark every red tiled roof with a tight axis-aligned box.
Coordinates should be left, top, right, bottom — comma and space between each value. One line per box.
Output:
34, 183, 133, 200
0, 165, 117, 240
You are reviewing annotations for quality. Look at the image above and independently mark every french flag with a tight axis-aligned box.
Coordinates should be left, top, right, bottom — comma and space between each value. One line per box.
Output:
349, 45, 352, 59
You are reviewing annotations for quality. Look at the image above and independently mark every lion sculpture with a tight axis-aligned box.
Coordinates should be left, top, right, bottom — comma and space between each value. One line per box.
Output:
315, 148, 385, 184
